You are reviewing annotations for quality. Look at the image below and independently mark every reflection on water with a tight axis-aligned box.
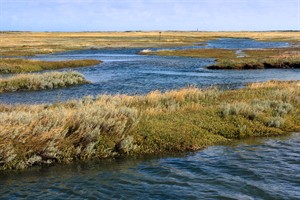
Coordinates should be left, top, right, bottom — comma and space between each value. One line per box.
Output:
0, 38, 298, 104
1, 133, 299, 199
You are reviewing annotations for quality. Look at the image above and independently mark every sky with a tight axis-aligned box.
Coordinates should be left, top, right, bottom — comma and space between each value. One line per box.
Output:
1, 0, 300, 31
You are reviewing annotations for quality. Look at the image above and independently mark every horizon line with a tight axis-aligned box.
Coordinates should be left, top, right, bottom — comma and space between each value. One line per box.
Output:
1, 30, 300, 33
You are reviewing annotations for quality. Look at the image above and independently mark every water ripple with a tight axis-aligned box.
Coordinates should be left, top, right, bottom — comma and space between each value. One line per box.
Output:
1, 133, 300, 199
1, 38, 299, 104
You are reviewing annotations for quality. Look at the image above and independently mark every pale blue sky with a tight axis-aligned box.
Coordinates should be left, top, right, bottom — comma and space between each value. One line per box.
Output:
1, 0, 300, 31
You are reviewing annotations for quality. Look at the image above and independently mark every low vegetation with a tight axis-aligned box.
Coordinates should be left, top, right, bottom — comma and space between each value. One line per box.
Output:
1, 31, 299, 56
0, 71, 88, 93
0, 58, 101, 74
209, 48, 300, 69
0, 80, 299, 170
145, 47, 300, 69
141, 48, 237, 59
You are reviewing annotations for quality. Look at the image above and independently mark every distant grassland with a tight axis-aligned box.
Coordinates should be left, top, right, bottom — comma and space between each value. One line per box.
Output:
0, 71, 88, 92
1, 31, 299, 56
0, 58, 101, 74
145, 47, 300, 69
1, 80, 299, 170
1, 31, 300, 170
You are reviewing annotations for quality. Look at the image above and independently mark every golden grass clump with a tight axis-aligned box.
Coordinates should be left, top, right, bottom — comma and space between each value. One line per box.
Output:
0, 98, 139, 170
0, 71, 88, 92
248, 80, 300, 89
0, 58, 101, 74
0, 80, 299, 170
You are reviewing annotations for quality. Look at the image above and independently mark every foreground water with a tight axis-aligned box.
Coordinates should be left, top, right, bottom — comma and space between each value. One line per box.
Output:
1, 38, 299, 104
1, 133, 299, 199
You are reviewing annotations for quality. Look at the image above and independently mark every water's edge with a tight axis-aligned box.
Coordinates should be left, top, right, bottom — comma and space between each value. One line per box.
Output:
1, 133, 299, 199
1, 38, 297, 104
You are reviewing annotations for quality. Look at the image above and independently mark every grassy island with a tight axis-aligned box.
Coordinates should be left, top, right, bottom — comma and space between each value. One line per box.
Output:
0, 58, 101, 74
143, 47, 300, 70
0, 80, 299, 170
0, 71, 88, 93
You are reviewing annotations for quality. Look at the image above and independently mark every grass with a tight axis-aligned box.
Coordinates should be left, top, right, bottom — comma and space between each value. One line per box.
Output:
1, 31, 299, 170
0, 80, 299, 170
0, 71, 88, 92
209, 48, 300, 69
146, 47, 300, 69
1, 31, 299, 56
142, 48, 237, 59
0, 58, 101, 74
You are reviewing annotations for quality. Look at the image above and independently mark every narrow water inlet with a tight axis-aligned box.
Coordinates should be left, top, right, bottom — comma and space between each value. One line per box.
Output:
0, 38, 298, 104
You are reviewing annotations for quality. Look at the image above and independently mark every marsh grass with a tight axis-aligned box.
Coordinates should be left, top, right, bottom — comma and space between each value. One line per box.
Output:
0, 80, 299, 170
213, 48, 300, 69
0, 58, 101, 74
1, 31, 299, 56
147, 48, 237, 59
209, 57, 300, 69
0, 71, 88, 92
147, 47, 300, 70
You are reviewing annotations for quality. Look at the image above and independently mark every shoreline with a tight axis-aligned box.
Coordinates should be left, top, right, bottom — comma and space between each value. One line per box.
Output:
0, 59, 101, 74
142, 47, 300, 70
0, 71, 88, 93
1, 80, 299, 171
3, 132, 298, 174
1, 31, 299, 57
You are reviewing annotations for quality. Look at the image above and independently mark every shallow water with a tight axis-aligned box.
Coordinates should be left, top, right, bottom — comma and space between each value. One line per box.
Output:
1, 39, 300, 199
1, 133, 299, 199
0, 38, 298, 104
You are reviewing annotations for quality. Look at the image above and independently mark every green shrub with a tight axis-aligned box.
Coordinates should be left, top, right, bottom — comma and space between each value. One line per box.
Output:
266, 117, 285, 128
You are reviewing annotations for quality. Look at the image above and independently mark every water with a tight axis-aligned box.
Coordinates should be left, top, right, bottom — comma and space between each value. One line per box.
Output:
0, 38, 298, 104
1, 39, 299, 199
1, 133, 299, 199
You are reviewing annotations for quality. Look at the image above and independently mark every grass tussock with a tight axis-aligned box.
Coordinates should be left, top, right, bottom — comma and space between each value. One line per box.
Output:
0, 58, 101, 74
0, 80, 299, 170
0, 71, 88, 92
